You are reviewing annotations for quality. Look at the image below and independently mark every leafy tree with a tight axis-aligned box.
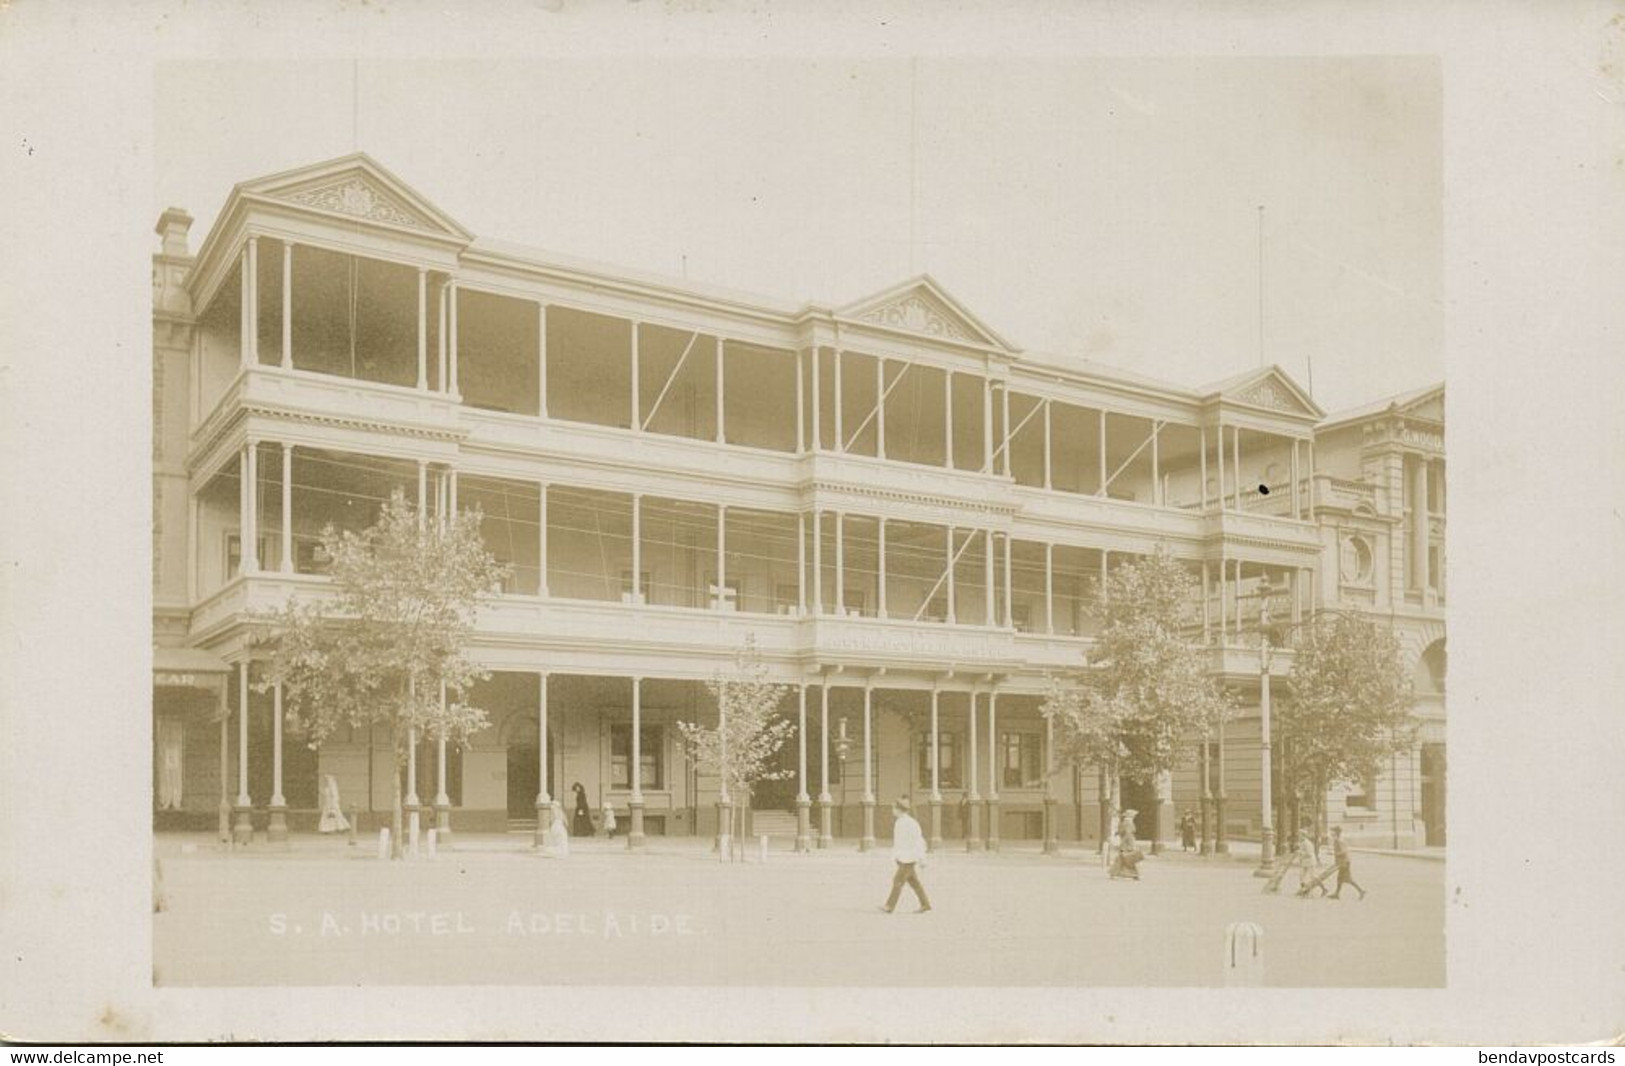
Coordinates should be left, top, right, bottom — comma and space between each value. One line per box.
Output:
1282, 611, 1416, 841
1042, 546, 1231, 842
255, 490, 509, 859
677, 635, 795, 861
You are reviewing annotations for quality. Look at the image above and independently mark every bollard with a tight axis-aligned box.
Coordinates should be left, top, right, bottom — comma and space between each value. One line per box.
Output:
348, 806, 359, 847
1223, 921, 1266, 987
426, 829, 438, 859
378, 828, 390, 860
758, 834, 768, 863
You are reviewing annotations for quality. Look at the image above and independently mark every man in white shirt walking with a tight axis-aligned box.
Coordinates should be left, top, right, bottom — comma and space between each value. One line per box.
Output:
882, 797, 933, 914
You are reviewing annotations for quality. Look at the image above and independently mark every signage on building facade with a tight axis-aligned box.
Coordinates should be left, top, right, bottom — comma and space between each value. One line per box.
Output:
1398, 426, 1444, 452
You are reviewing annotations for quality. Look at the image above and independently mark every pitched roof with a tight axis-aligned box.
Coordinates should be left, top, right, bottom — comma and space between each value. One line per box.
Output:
1319, 383, 1444, 429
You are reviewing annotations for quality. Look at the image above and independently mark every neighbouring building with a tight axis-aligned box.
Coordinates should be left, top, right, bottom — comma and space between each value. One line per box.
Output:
151, 154, 1444, 850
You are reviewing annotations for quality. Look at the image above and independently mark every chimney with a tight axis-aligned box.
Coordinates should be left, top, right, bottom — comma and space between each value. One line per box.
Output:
155, 207, 194, 257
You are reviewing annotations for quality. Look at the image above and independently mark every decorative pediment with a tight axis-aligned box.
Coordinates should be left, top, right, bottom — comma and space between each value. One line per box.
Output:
279, 175, 434, 230
239, 154, 470, 240
838, 276, 1012, 351
1238, 378, 1300, 413
1206, 366, 1323, 419
1396, 388, 1444, 424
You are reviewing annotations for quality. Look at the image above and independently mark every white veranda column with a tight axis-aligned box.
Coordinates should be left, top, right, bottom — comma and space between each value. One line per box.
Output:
629, 676, 646, 847
877, 518, 888, 618
281, 241, 293, 370
1045, 542, 1055, 634
795, 683, 811, 852
631, 494, 642, 603
716, 504, 727, 608
984, 529, 995, 626
715, 336, 725, 444
818, 682, 833, 847
270, 683, 285, 806
796, 510, 806, 614
986, 688, 1000, 850
447, 281, 459, 399
246, 237, 259, 367
537, 672, 550, 804
928, 683, 943, 849
242, 442, 259, 573
966, 684, 982, 851
280, 444, 293, 574
834, 512, 845, 615
811, 510, 823, 614
876, 357, 887, 459
233, 662, 252, 844
1002, 534, 1013, 627
860, 680, 876, 851
236, 667, 250, 798
416, 267, 428, 389
538, 482, 549, 596
538, 303, 548, 418
832, 347, 843, 452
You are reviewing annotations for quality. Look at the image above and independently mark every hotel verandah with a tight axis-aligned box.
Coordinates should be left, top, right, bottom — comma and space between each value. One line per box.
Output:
151, 155, 1446, 852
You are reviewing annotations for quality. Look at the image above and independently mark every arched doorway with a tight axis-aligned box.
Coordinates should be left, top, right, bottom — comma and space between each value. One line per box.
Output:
502, 714, 556, 821
1415, 639, 1446, 846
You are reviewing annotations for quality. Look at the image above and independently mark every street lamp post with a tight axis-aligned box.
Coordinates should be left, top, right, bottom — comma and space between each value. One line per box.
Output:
834, 716, 853, 841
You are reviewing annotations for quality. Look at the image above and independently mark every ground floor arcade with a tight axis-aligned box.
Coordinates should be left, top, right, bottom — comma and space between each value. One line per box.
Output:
153, 663, 1445, 853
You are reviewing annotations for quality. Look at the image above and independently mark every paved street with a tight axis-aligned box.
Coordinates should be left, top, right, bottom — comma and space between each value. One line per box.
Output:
153, 833, 1444, 988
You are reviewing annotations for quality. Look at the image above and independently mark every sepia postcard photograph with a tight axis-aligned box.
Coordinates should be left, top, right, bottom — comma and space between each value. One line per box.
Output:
148, 52, 1448, 993
3, 0, 1623, 1049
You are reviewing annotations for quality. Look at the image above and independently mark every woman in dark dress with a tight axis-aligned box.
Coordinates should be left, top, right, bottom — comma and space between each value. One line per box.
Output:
570, 782, 594, 838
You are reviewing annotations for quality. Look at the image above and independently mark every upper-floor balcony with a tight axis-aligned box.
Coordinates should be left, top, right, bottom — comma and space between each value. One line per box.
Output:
186, 238, 1321, 545
189, 569, 1037, 678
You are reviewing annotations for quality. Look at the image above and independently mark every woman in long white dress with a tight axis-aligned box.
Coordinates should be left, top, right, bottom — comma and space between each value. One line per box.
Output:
318, 774, 350, 834
540, 802, 570, 858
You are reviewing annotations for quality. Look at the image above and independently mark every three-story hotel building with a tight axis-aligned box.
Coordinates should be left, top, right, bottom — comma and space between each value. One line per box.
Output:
152, 155, 1446, 851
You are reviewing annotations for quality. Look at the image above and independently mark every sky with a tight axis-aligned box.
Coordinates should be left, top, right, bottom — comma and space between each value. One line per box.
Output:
156, 56, 1442, 414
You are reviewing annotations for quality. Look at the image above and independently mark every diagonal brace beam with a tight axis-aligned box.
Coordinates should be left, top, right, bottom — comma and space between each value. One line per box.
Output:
843, 358, 917, 453
639, 330, 703, 432
1101, 419, 1166, 492
984, 396, 1049, 474
912, 526, 985, 622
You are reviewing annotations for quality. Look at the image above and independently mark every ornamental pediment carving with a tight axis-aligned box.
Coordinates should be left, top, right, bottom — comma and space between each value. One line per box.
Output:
238, 155, 470, 240
838, 277, 1011, 350
858, 292, 976, 342
1218, 368, 1319, 417
1236, 380, 1298, 412
277, 175, 437, 232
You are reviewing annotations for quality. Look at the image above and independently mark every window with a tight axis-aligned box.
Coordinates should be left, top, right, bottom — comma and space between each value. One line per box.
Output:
916, 731, 961, 789
294, 535, 331, 575
1345, 773, 1375, 810
1001, 731, 1044, 789
610, 724, 663, 790
225, 534, 270, 580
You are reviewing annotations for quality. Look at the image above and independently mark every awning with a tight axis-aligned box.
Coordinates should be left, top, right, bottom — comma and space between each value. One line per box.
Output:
153, 645, 232, 687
